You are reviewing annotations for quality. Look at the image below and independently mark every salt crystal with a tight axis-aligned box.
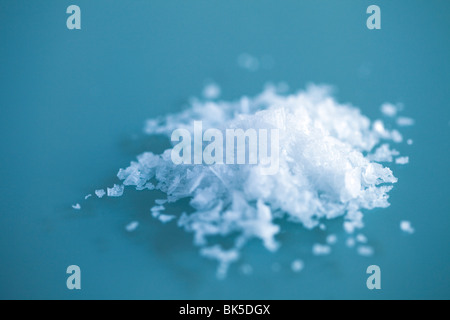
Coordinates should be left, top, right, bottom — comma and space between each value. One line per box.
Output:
346, 238, 356, 248
158, 214, 176, 223
84, 194, 92, 200
326, 234, 337, 245
291, 259, 304, 272
397, 117, 415, 127
125, 221, 139, 232
202, 83, 221, 100
105, 84, 411, 276
312, 244, 331, 256
107, 184, 124, 197
201, 245, 239, 279
95, 189, 106, 198
380, 103, 398, 117
400, 220, 415, 234
356, 234, 368, 243
395, 156, 409, 165
357, 245, 374, 257
407, 139, 413, 145
368, 144, 399, 162
72, 203, 81, 210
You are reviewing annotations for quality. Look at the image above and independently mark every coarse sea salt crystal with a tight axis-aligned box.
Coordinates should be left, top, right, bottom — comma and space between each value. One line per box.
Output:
125, 221, 139, 232
101, 84, 413, 276
400, 220, 415, 234
291, 259, 305, 272
380, 103, 398, 117
326, 234, 337, 245
395, 156, 409, 165
357, 245, 374, 257
158, 214, 176, 223
107, 184, 124, 197
356, 234, 368, 243
95, 189, 106, 198
346, 237, 356, 248
312, 244, 331, 256
202, 82, 221, 100
72, 203, 81, 210
397, 117, 415, 127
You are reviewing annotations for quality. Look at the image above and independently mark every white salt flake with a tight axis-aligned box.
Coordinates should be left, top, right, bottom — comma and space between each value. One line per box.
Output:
125, 221, 139, 232
368, 144, 399, 162
72, 203, 81, 210
397, 117, 415, 127
201, 245, 239, 279
380, 103, 398, 117
291, 259, 305, 272
312, 244, 331, 256
356, 234, 368, 243
357, 245, 374, 257
158, 214, 176, 224
95, 189, 106, 198
108, 84, 409, 277
395, 156, 409, 165
107, 184, 124, 197
346, 237, 356, 248
400, 220, 415, 234
202, 83, 221, 100
326, 234, 337, 245
84, 194, 92, 200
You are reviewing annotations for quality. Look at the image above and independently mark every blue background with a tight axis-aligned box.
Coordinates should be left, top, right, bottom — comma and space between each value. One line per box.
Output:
0, 0, 449, 299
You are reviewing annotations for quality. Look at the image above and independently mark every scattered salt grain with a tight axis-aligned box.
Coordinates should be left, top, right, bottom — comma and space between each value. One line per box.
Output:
357, 245, 374, 257
407, 139, 413, 145
356, 234, 368, 243
326, 234, 337, 245
397, 117, 415, 127
395, 156, 409, 165
158, 214, 176, 223
72, 203, 81, 210
380, 103, 398, 117
312, 244, 331, 256
107, 184, 124, 197
125, 221, 139, 232
202, 83, 221, 100
346, 238, 356, 248
368, 144, 400, 162
200, 245, 239, 279
291, 259, 305, 272
400, 220, 415, 234
84, 194, 92, 200
95, 189, 106, 198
